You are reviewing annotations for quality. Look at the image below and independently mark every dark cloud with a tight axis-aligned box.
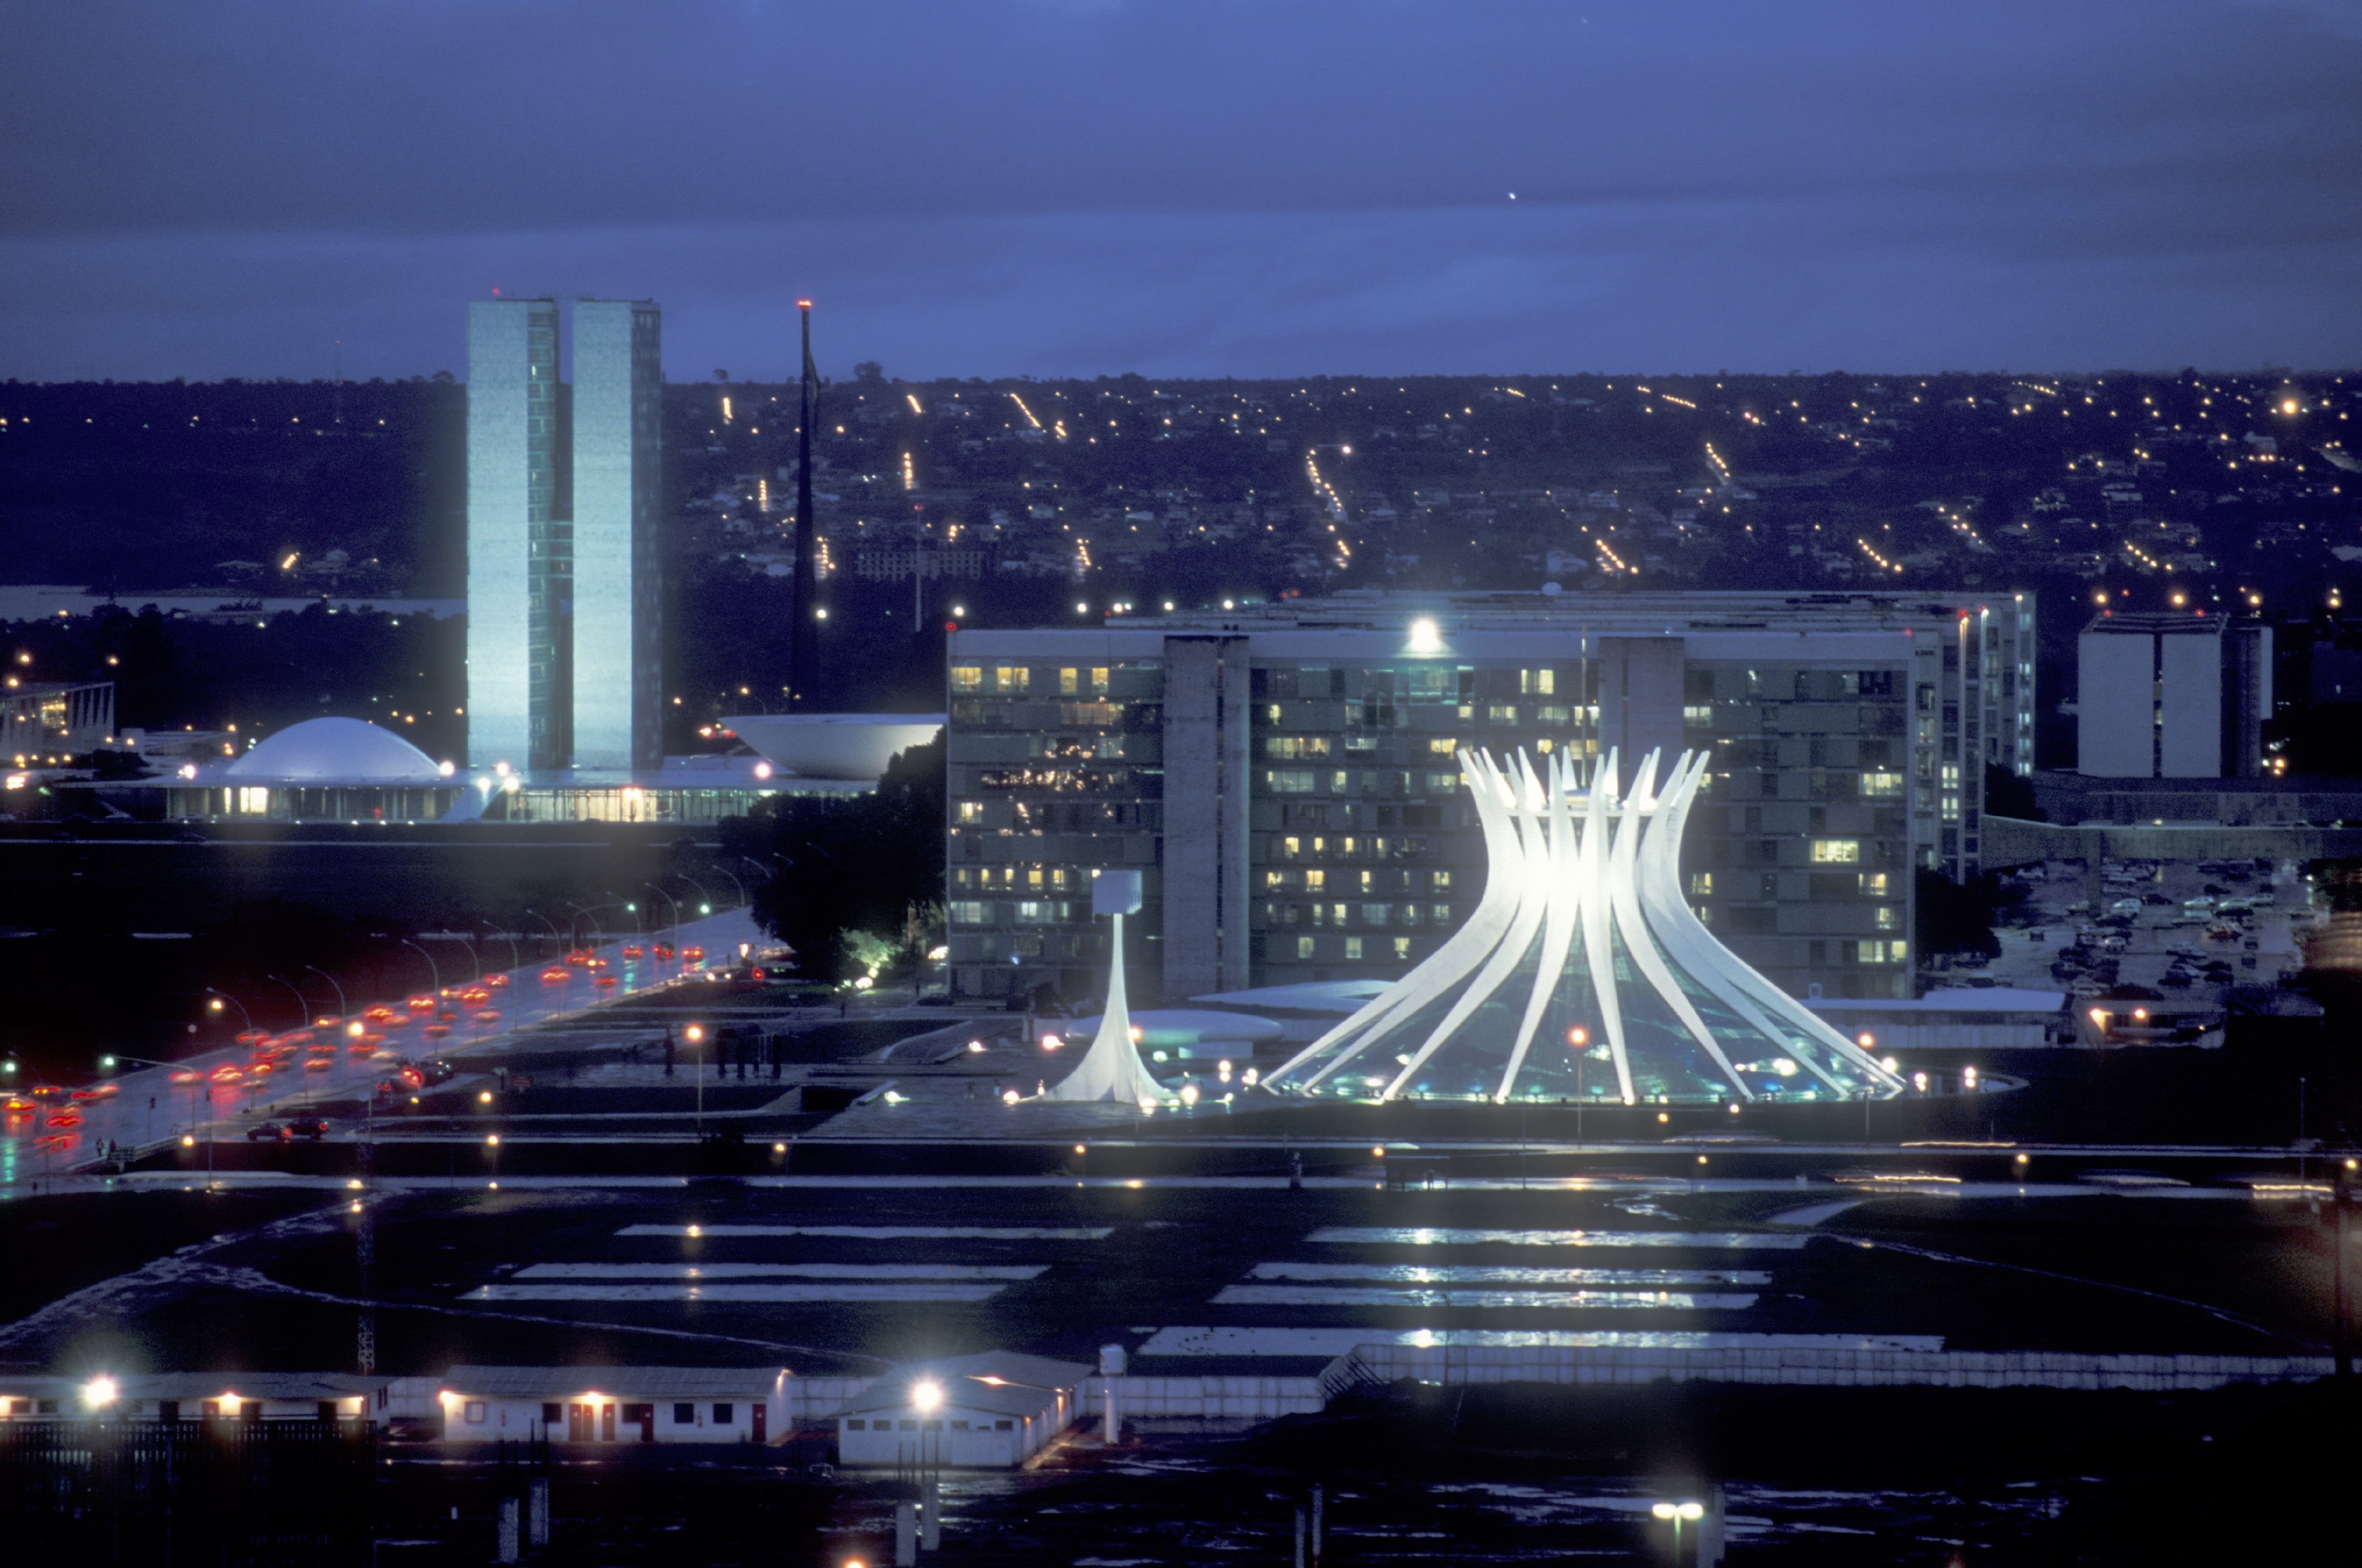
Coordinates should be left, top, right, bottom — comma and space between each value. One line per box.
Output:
1, 1, 2355, 376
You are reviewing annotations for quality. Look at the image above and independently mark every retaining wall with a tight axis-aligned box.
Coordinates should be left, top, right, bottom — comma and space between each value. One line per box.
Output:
1339, 1345, 2335, 1393
781, 1346, 2333, 1431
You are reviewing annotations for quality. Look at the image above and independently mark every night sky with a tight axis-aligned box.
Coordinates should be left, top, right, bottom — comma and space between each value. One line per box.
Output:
4, 1, 2358, 382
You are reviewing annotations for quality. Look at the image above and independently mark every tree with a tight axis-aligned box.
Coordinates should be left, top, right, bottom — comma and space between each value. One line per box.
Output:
1983, 763, 2044, 821
1915, 868, 2004, 963
744, 732, 945, 981
854, 362, 885, 383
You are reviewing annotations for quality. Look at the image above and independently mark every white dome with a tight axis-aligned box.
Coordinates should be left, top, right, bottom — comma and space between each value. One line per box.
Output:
223, 717, 445, 784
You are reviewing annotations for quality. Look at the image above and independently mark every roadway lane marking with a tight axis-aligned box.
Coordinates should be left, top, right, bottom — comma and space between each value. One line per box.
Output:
1132, 1327, 1944, 1357
1307, 1227, 1809, 1248
1210, 1286, 1760, 1310
511, 1263, 1044, 1280
1247, 1263, 1772, 1286
616, 1224, 1113, 1239
464, 1282, 1012, 1303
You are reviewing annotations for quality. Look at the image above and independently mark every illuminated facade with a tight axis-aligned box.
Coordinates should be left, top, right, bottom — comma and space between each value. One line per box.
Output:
1266, 747, 1904, 1104
943, 592, 2035, 1005
465, 298, 560, 771
2, 679, 114, 765
466, 297, 662, 772
570, 300, 665, 770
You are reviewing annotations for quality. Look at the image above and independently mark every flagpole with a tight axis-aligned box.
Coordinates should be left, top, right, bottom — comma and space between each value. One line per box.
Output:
792, 298, 819, 710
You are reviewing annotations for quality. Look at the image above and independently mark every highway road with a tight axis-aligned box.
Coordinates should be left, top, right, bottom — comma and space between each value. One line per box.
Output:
0, 906, 766, 1184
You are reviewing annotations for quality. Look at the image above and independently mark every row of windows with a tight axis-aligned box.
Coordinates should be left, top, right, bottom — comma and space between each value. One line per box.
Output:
1263, 902, 1451, 928
949, 900, 1079, 925
1271, 835, 1441, 863
1269, 769, 1469, 795
1691, 871, 1894, 899
975, 767, 1145, 794
1030, 734, 1128, 759
459, 1401, 736, 1425
952, 866, 1078, 891
951, 665, 1113, 694
1275, 935, 1418, 963
1256, 667, 1570, 702
1685, 669, 1901, 701
845, 1417, 1016, 1432
1717, 770, 1909, 801
951, 699, 1133, 728
1265, 868, 1453, 893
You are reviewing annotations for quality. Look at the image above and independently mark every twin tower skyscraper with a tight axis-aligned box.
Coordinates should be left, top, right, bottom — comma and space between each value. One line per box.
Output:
464, 297, 663, 774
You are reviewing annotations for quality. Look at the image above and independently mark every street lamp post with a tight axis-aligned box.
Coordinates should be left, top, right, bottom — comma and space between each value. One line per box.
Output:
711, 866, 747, 908
204, 988, 252, 1033
1651, 1500, 1705, 1565
522, 909, 563, 954
265, 975, 311, 1030
685, 1024, 707, 1132
909, 1380, 945, 1551
101, 1052, 195, 1152
644, 883, 680, 943
400, 939, 442, 997
573, 902, 634, 945
304, 965, 347, 1019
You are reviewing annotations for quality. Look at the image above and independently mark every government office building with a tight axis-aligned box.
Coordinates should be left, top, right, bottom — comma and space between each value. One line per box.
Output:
466, 297, 664, 774
942, 591, 2034, 1006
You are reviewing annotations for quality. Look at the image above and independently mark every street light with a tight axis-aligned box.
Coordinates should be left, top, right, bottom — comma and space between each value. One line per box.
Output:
645, 883, 681, 941
265, 974, 310, 1029
711, 865, 747, 907
566, 901, 633, 946
304, 965, 347, 1019
1651, 1500, 1705, 1562
400, 939, 442, 996
204, 988, 252, 1032
102, 1050, 192, 1149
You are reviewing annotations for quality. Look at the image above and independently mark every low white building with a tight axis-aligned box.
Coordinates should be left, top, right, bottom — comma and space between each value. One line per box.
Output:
0, 1372, 389, 1422
834, 1351, 1090, 1468
435, 1365, 788, 1444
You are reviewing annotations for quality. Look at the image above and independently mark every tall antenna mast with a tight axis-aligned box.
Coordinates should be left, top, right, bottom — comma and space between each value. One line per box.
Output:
791, 300, 819, 709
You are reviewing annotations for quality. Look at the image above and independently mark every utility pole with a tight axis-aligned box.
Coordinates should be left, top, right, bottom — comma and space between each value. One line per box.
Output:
790, 299, 820, 709
356, 1088, 376, 1374
2336, 1176, 2352, 1382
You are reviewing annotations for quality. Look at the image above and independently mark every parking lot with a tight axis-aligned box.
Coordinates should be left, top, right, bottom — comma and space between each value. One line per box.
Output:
1973, 856, 2317, 1030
